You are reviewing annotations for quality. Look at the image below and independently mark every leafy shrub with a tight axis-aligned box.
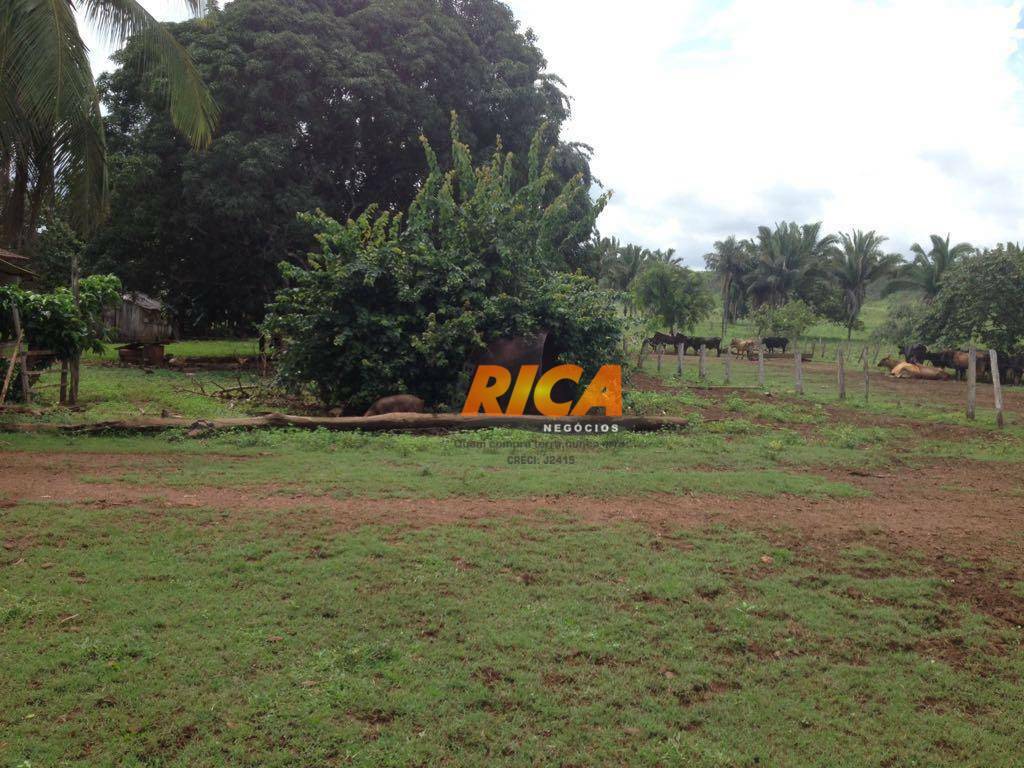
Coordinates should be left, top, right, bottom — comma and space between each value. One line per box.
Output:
265, 117, 621, 409
0, 275, 121, 359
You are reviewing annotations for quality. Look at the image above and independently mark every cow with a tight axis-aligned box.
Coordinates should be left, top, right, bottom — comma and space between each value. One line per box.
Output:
364, 394, 426, 417
762, 336, 789, 354
889, 362, 952, 381
684, 336, 723, 356
946, 350, 989, 382
1008, 353, 1024, 386
730, 338, 760, 356
904, 343, 928, 364
646, 332, 677, 353
672, 334, 692, 353
881, 355, 950, 380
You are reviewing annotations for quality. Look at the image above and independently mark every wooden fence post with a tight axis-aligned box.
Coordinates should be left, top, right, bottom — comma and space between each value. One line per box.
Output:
657, 348, 662, 373
676, 342, 684, 376
990, 349, 1004, 428
863, 353, 870, 402
699, 344, 707, 381
837, 346, 846, 400
757, 345, 766, 388
69, 256, 80, 405
794, 350, 804, 395
60, 360, 69, 405
636, 342, 647, 370
1, 330, 23, 405
9, 302, 31, 405
967, 343, 977, 420
723, 350, 732, 385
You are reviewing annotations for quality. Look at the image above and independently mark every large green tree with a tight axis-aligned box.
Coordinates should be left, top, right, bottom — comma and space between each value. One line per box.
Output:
89, 0, 593, 332
0, 0, 216, 250
631, 261, 713, 335
829, 230, 900, 339
919, 243, 1024, 352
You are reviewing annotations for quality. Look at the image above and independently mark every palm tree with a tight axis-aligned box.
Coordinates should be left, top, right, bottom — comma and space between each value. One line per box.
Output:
1, 0, 217, 249
746, 222, 836, 308
885, 234, 973, 300
604, 243, 649, 293
704, 236, 752, 338
830, 230, 900, 339
647, 248, 679, 265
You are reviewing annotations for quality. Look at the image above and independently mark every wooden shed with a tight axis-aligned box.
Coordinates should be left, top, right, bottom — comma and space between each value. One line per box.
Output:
106, 291, 176, 345
0, 247, 37, 286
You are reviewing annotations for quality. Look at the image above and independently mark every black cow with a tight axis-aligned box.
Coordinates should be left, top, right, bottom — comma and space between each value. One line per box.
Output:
646, 332, 677, 353
995, 352, 1024, 386
762, 336, 789, 354
683, 336, 722, 356
904, 343, 928, 364
672, 334, 692, 352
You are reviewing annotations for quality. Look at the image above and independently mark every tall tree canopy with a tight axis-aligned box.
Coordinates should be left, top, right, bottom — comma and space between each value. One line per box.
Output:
89, 0, 593, 332
746, 222, 837, 310
1, 0, 216, 250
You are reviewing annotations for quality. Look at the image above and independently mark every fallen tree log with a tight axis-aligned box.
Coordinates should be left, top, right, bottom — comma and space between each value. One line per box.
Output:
0, 412, 694, 436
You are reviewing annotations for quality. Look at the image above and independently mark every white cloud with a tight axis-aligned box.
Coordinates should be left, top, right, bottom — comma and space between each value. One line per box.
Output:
507, 0, 1024, 263
86, 0, 1024, 265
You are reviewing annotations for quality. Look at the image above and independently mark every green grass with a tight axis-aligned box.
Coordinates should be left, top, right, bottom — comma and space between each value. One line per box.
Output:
689, 296, 894, 347
2, 506, 1021, 767
636, 351, 1021, 430
12, 364, 254, 423
0, 427, 870, 499
85, 338, 261, 362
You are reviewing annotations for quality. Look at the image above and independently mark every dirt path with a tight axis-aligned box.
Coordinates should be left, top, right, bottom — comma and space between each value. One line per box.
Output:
3, 451, 1023, 561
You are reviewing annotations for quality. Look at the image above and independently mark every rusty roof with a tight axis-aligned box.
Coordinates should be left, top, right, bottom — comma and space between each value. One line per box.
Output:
0, 255, 37, 281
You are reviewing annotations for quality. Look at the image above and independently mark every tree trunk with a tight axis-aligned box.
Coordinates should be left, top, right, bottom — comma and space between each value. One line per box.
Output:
1, 156, 28, 249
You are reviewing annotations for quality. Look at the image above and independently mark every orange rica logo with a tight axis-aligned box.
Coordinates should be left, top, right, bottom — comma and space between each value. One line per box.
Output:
462, 364, 622, 417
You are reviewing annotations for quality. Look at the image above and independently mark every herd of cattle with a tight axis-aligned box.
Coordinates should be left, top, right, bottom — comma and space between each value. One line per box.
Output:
643, 332, 1024, 386
645, 333, 791, 356
893, 344, 1024, 385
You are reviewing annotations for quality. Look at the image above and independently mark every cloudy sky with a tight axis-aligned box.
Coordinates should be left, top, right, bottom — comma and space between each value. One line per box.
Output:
84, 0, 1024, 267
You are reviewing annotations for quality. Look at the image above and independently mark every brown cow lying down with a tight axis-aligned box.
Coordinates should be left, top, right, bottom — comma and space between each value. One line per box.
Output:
889, 362, 951, 380
364, 395, 426, 416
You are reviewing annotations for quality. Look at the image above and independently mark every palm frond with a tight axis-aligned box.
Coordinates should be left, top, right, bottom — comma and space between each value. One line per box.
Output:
80, 0, 218, 148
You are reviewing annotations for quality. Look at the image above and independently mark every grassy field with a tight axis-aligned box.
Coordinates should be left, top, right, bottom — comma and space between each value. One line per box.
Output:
3, 334, 1024, 766
3, 505, 1022, 767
